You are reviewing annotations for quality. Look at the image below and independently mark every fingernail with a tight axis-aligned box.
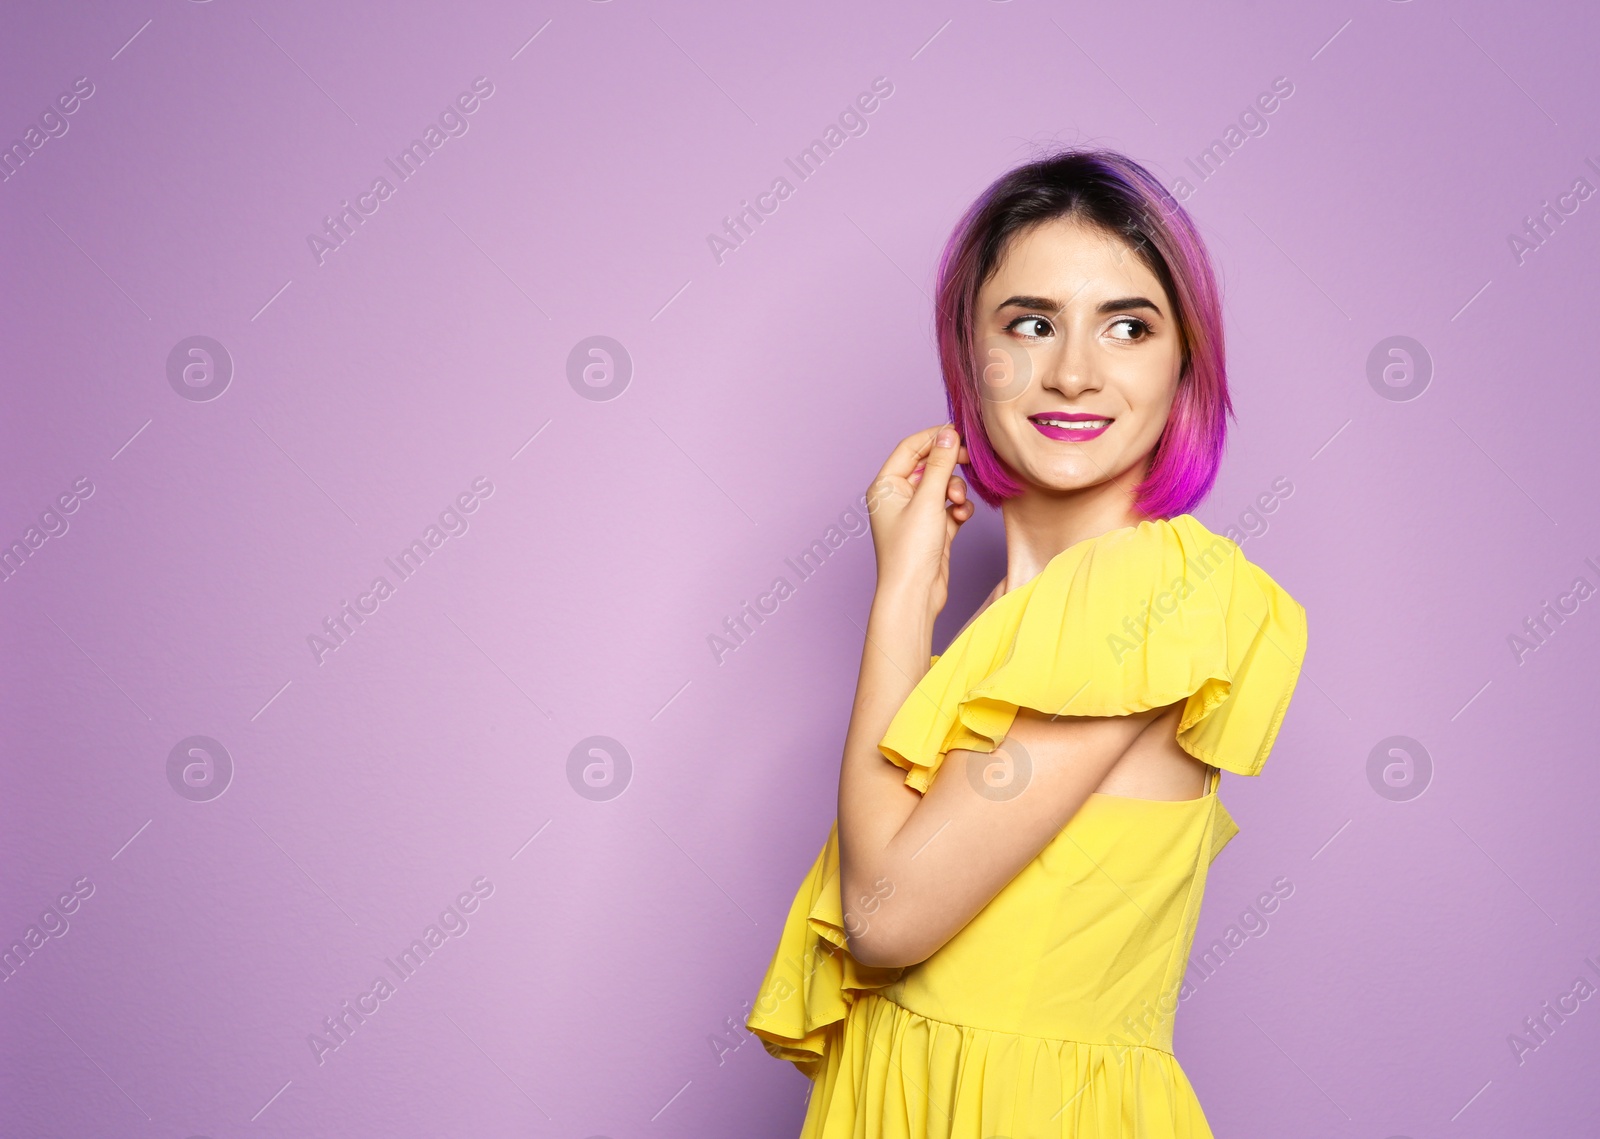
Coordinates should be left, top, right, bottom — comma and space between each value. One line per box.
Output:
936, 428, 955, 448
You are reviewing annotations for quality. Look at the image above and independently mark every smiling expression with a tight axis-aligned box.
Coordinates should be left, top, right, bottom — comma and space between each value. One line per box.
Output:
973, 215, 1185, 499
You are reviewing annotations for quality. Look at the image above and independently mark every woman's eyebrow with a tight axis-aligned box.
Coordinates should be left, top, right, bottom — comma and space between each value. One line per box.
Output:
996, 294, 1061, 313
1096, 295, 1163, 316
995, 294, 1164, 317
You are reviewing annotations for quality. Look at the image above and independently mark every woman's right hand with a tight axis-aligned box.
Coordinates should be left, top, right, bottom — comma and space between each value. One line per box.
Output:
864, 425, 974, 623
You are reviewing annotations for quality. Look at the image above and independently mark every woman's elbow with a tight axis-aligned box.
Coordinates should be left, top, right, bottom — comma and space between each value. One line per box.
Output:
846, 923, 933, 969
847, 933, 911, 969
844, 927, 908, 972
841, 869, 943, 967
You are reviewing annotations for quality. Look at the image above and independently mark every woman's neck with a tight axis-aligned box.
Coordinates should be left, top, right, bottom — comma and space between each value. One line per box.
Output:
997, 475, 1150, 594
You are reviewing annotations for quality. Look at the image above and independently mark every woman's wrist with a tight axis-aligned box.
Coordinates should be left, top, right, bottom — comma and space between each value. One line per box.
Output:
872, 566, 939, 608
867, 586, 938, 658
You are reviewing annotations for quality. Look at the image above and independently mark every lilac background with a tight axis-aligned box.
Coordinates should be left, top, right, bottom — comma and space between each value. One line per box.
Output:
3, 0, 1598, 1136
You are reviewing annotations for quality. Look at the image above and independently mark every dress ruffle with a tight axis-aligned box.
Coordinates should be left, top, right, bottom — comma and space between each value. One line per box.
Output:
746, 821, 903, 1081
878, 514, 1307, 790
747, 515, 1308, 1098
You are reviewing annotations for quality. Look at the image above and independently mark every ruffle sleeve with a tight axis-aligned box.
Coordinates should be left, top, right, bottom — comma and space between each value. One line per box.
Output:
745, 821, 903, 1079
877, 514, 1307, 789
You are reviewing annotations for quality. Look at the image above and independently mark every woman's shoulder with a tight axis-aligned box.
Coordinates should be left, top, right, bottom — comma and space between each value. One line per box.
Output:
971, 513, 1303, 652
881, 513, 1308, 790
1038, 513, 1295, 600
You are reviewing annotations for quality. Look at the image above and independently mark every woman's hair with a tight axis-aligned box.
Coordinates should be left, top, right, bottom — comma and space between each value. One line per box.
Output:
934, 147, 1230, 519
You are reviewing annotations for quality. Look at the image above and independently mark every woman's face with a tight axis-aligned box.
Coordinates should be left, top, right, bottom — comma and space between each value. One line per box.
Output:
972, 215, 1184, 501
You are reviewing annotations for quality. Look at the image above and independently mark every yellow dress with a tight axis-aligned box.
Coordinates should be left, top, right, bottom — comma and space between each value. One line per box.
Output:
746, 514, 1308, 1137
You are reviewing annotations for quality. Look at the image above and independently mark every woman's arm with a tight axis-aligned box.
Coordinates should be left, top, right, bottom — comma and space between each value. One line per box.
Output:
840, 600, 1167, 966
835, 425, 1169, 968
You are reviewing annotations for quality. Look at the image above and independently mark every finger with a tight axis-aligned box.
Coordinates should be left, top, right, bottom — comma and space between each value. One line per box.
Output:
913, 426, 962, 507
910, 442, 959, 487
876, 425, 946, 483
897, 436, 968, 488
945, 475, 967, 505
944, 500, 970, 544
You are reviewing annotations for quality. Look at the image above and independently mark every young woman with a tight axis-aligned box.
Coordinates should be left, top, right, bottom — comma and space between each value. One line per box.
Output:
746, 148, 1308, 1137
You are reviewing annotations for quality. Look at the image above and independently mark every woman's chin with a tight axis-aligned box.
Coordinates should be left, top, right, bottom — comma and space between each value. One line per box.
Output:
1013, 472, 1108, 498
999, 455, 1103, 493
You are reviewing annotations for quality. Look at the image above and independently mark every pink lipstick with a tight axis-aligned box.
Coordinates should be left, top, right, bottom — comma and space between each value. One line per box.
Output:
1028, 411, 1113, 442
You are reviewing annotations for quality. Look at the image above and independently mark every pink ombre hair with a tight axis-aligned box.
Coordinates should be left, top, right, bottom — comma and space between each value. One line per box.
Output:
935, 148, 1231, 519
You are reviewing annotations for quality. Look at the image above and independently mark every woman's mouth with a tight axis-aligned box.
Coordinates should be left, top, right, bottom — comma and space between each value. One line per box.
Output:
1028, 413, 1113, 442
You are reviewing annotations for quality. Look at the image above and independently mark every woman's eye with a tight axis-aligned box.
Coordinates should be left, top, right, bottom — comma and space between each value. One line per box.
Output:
1006, 315, 1053, 339
1107, 317, 1150, 340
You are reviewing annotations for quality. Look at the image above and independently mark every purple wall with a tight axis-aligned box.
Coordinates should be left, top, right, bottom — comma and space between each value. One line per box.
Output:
4, 1, 1598, 1135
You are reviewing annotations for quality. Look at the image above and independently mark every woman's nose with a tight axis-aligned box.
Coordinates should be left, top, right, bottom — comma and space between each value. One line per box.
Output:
1040, 342, 1098, 396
